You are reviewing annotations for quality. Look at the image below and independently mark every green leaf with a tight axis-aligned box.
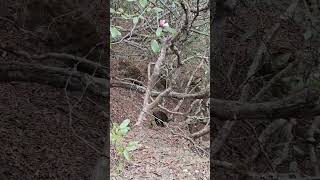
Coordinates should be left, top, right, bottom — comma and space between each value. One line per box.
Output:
110, 134, 115, 142
111, 133, 120, 142
111, 122, 119, 131
152, 7, 163, 13
126, 141, 139, 151
111, 126, 119, 136
123, 150, 130, 160
127, 0, 136, 1
151, 40, 160, 53
156, 27, 163, 37
110, 8, 116, 14
116, 146, 124, 154
165, 27, 177, 35
119, 127, 129, 135
110, 27, 121, 39
139, 0, 148, 8
119, 119, 130, 129
146, 7, 152, 12
118, 8, 124, 13
133, 17, 139, 24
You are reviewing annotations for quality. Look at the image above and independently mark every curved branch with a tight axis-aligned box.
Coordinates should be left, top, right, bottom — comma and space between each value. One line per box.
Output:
190, 2, 209, 13
190, 125, 210, 139
111, 80, 209, 99
0, 46, 108, 78
211, 88, 320, 120
0, 62, 109, 97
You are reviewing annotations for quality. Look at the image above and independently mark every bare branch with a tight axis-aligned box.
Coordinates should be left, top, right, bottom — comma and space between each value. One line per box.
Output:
0, 46, 108, 77
211, 88, 320, 120
0, 62, 109, 97
111, 80, 209, 99
252, 53, 298, 101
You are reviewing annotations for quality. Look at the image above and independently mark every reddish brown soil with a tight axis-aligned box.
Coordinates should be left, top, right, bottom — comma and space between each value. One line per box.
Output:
0, 83, 108, 179
0, 1, 108, 179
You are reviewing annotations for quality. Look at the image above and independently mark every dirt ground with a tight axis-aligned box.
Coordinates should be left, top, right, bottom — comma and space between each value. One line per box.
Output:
110, 85, 210, 179
0, 83, 108, 179
110, 45, 210, 179
0, 1, 108, 179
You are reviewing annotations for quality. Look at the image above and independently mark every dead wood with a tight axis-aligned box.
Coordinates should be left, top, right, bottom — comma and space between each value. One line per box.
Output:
211, 88, 320, 120
0, 62, 109, 97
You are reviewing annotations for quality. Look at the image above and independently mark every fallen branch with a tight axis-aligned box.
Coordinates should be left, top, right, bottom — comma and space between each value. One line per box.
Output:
0, 62, 109, 97
0, 46, 108, 78
111, 79, 209, 99
211, 88, 320, 120
190, 125, 209, 139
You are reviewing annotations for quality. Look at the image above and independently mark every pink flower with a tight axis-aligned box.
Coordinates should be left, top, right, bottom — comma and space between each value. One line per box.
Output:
159, 20, 169, 28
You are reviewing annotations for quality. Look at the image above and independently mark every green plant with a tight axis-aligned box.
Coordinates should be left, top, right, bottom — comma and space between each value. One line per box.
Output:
110, 0, 178, 53
111, 119, 139, 161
